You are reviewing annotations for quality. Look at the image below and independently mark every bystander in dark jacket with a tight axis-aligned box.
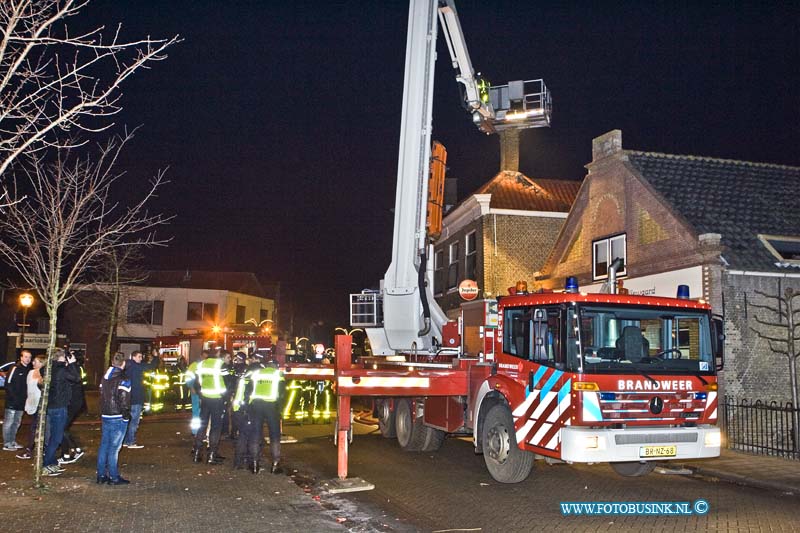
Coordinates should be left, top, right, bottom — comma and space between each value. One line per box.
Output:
42, 349, 80, 474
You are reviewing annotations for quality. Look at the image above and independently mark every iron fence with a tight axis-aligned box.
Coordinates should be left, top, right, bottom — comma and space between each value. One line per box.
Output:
721, 397, 799, 460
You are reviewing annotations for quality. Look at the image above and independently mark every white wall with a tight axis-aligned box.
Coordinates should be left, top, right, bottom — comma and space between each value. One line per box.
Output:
118, 286, 226, 338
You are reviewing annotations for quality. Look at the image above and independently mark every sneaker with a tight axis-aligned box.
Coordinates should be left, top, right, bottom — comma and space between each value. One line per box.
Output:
108, 476, 130, 485
3, 445, 16, 451
58, 454, 73, 465
72, 449, 85, 462
42, 465, 62, 477
16, 450, 32, 460
11, 443, 24, 450
126, 443, 144, 449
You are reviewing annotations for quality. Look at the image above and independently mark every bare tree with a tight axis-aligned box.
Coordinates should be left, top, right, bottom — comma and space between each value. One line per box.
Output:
0, 0, 180, 179
750, 287, 800, 452
0, 132, 169, 486
71, 247, 148, 370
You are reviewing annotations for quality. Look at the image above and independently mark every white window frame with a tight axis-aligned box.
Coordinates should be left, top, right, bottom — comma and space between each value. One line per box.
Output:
758, 234, 800, 265
434, 248, 445, 296
465, 230, 477, 281
447, 241, 460, 292
592, 234, 627, 281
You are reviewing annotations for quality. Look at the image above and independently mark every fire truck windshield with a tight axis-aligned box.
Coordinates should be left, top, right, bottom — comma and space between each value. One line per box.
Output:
573, 304, 714, 374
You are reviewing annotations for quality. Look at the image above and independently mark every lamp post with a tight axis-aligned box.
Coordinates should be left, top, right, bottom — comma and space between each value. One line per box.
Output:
19, 293, 34, 349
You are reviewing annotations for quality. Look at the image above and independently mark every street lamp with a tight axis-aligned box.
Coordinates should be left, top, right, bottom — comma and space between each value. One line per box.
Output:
19, 293, 34, 349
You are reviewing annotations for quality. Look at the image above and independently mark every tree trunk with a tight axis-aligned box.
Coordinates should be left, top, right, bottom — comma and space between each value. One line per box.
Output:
33, 304, 59, 488
104, 286, 120, 369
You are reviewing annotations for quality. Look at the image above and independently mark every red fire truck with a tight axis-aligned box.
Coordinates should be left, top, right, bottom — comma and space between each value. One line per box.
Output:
328, 0, 723, 484
345, 276, 723, 483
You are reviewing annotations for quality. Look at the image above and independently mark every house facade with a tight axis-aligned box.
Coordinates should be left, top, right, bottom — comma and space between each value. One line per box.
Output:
433, 171, 580, 316
63, 271, 276, 385
536, 130, 800, 404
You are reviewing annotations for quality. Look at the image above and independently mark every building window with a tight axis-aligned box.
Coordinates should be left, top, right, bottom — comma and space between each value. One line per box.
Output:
187, 302, 203, 321
758, 234, 800, 264
127, 300, 164, 325
593, 234, 627, 281
447, 241, 460, 291
434, 249, 444, 296
187, 302, 218, 322
236, 305, 246, 324
203, 303, 218, 322
465, 231, 477, 280
260, 308, 269, 322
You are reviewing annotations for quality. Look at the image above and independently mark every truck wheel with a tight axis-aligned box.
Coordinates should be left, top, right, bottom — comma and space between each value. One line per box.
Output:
610, 461, 656, 477
481, 404, 534, 483
395, 399, 426, 451
376, 399, 396, 438
420, 426, 445, 452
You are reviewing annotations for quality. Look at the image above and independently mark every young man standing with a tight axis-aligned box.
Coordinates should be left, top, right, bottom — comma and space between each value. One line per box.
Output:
123, 350, 159, 449
97, 352, 132, 485
3, 350, 32, 451
42, 349, 80, 476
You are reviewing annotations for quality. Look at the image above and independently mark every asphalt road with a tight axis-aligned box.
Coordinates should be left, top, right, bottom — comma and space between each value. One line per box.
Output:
285, 420, 800, 532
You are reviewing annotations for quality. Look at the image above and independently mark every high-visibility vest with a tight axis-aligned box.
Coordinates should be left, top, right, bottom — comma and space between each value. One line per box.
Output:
250, 366, 284, 402
195, 358, 227, 398
185, 361, 198, 387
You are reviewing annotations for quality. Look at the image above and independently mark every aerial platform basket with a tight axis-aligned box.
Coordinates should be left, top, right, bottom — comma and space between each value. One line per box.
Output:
350, 290, 383, 327
483, 78, 552, 132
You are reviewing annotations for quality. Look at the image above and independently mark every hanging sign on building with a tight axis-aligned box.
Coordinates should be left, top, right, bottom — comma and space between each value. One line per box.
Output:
458, 279, 480, 301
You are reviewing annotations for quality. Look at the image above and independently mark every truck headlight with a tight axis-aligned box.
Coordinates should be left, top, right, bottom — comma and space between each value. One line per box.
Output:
704, 430, 721, 447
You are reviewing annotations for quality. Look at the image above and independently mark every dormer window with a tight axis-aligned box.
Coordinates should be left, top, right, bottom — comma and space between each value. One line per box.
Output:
759, 234, 800, 265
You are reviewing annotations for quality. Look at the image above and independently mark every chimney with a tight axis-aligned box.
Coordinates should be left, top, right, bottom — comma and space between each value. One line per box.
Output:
499, 129, 520, 172
592, 129, 623, 161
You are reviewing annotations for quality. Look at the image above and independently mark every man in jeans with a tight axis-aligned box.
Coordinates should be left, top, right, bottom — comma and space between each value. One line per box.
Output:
97, 352, 131, 485
3, 350, 31, 451
42, 349, 80, 476
123, 350, 158, 449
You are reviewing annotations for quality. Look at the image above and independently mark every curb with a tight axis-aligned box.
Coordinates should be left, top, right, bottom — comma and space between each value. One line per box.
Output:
664, 462, 799, 495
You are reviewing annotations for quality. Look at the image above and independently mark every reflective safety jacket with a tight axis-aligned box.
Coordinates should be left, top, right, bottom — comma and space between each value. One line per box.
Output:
185, 360, 199, 390
233, 364, 285, 410
195, 358, 227, 399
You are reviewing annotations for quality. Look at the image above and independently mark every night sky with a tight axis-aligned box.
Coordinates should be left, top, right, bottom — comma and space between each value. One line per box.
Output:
82, 0, 798, 330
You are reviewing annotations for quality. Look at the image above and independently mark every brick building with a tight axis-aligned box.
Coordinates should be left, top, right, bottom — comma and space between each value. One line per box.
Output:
537, 130, 800, 404
433, 170, 580, 316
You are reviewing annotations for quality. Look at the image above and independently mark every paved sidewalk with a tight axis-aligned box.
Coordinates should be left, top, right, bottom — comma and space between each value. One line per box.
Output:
661, 449, 800, 495
0, 418, 401, 532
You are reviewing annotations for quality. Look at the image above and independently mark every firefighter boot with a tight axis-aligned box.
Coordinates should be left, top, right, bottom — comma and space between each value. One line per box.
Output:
250, 460, 260, 474
192, 448, 203, 463
206, 451, 224, 465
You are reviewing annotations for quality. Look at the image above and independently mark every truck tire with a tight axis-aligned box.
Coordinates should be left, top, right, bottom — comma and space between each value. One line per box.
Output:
420, 426, 445, 452
395, 399, 426, 451
610, 461, 656, 477
376, 399, 396, 438
481, 404, 534, 483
